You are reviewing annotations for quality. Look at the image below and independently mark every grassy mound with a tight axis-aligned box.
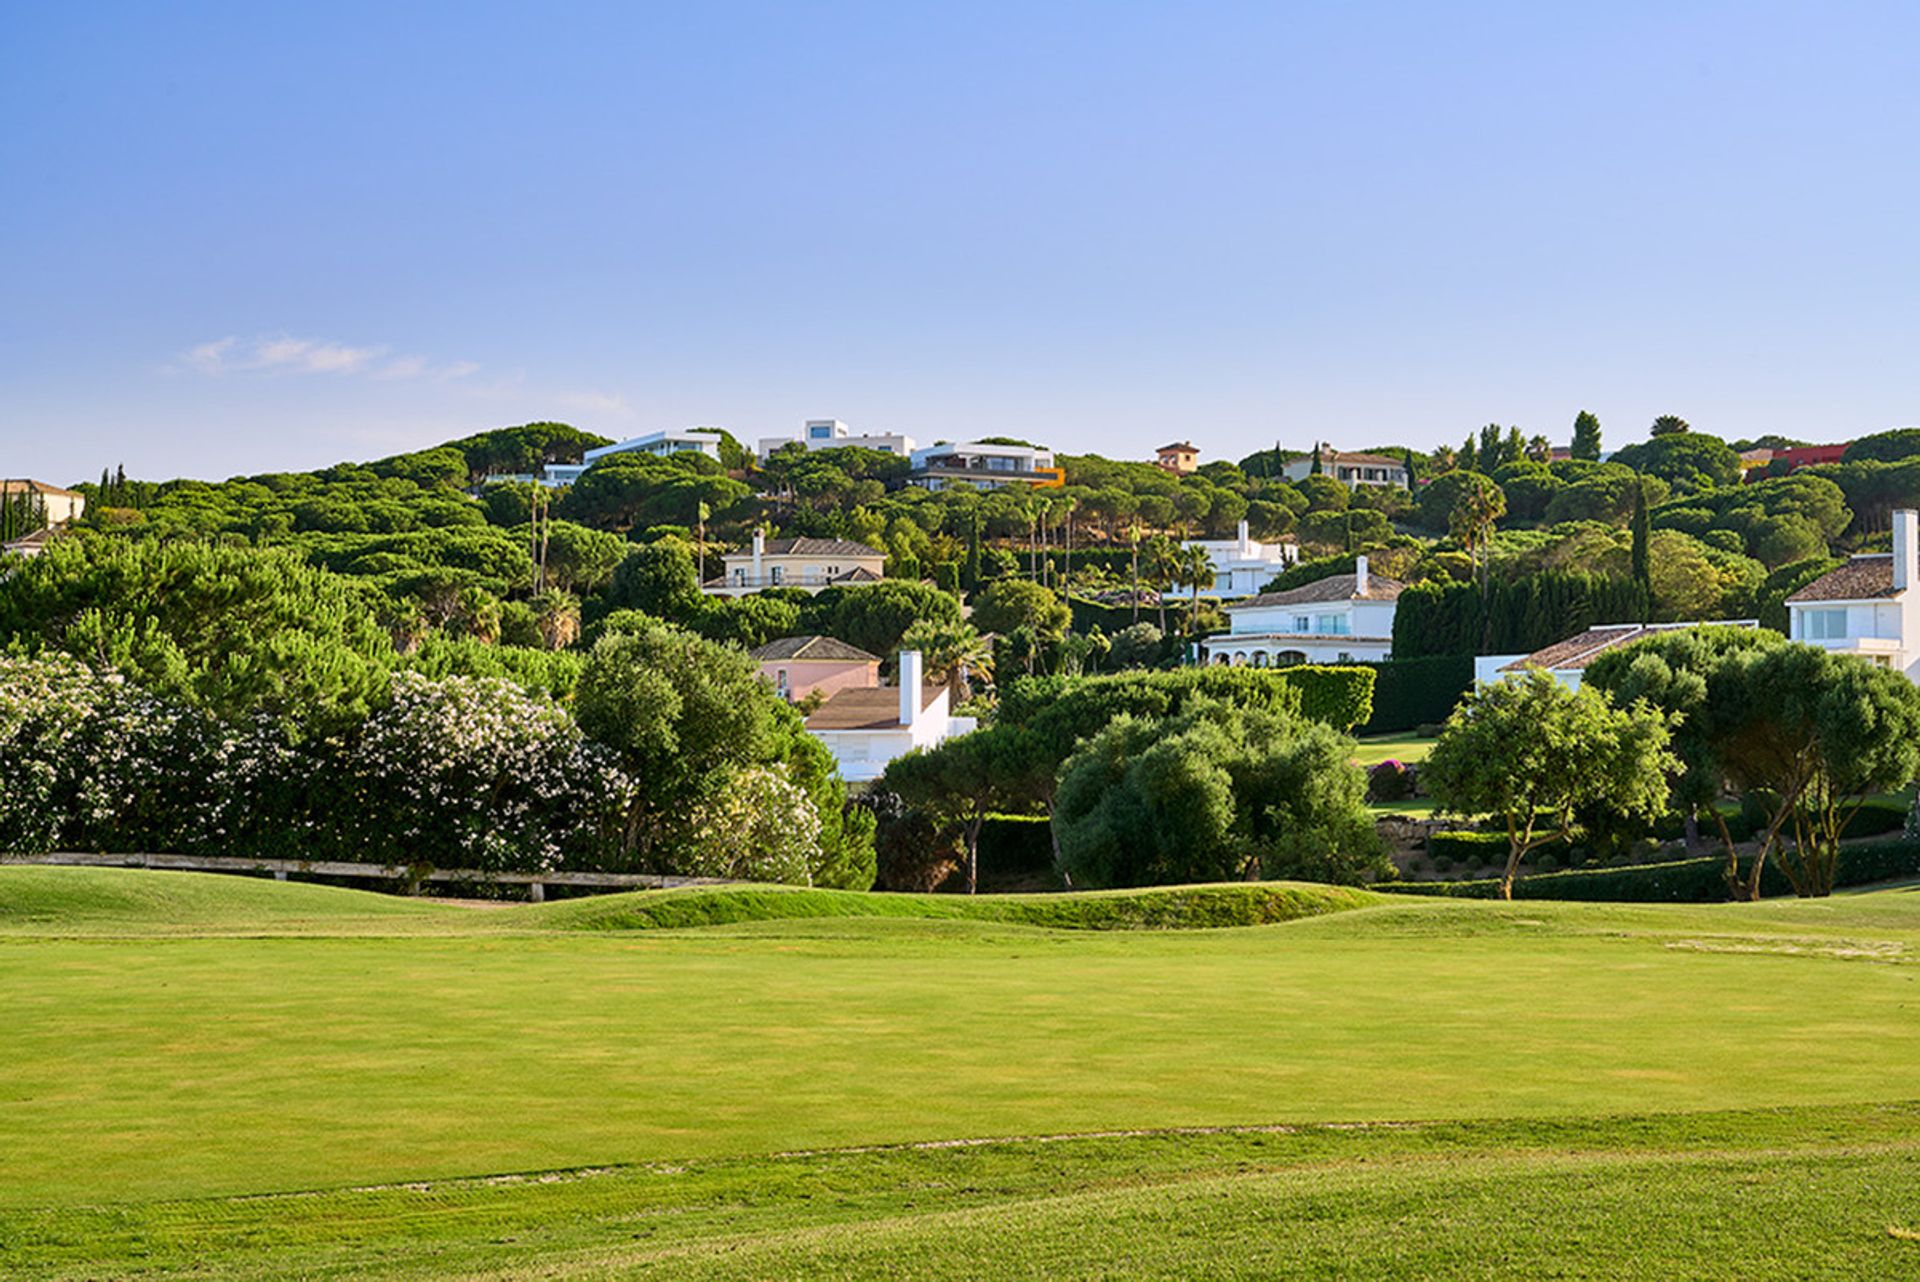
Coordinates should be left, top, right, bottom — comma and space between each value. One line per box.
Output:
535, 881, 1377, 933
0, 865, 451, 933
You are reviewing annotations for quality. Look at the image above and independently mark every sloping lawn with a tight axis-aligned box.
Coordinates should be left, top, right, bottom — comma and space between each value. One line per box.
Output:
6, 868, 1920, 1277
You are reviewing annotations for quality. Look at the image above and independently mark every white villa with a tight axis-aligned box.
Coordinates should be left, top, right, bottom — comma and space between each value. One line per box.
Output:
1200, 555, 1402, 666
539, 429, 724, 485
804, 651, 974, 783
1185, 520, 1298, 597
907, 441, 1060, 491
1280, 445, 1410, 489
705, 532, 886, 597
1784, 508, 1920, 679
756, 419, 916, 461
1475, 620, 1759, 691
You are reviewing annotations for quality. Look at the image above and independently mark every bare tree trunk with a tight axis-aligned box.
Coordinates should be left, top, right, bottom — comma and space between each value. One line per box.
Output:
964, 814, 984, 895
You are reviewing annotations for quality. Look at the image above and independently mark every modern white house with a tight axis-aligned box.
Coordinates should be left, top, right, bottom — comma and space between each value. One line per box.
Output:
803, 650, 974, 783
705, 532, 887, 597
1280, 445, 1411, 489
539, 429, 724, 485
756, 419, 916, 461
1784, 508, 1920, 680
1475, 620, 1760, 692
1199, 555, 1402, 666
1185, 520, 1299, 597
907, 441, 1062, 491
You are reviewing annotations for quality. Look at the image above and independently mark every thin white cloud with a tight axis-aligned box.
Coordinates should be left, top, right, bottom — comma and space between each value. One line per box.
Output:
178, 334, 477, 381
553, 389, 632, 416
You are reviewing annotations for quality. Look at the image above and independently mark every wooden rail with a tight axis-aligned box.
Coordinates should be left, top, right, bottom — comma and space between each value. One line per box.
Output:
3, 852, 733, 901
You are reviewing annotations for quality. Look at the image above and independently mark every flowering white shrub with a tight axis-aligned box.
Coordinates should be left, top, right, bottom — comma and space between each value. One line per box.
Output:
346, 672, 633, 872
677, 765, 823, 885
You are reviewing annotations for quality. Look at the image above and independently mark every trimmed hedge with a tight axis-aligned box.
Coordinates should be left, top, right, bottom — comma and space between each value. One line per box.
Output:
1388, 838, 1920, 902
1000, 664, 1375, 735
1360, 654, 1474, 735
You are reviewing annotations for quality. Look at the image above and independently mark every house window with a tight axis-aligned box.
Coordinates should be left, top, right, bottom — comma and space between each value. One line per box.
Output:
1294, 615, 1311, 632
1316, 614, 1350, 636
732, 568, 745, 586
1804, 608, 1847, 640
775, 669, 790, 699
770, 565, 783, 585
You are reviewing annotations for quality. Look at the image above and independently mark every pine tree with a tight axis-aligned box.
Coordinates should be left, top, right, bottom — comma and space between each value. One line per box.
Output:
1459, 434, 1478, 473
1479, 424, 1502, 468
1571, 411, 1602, 461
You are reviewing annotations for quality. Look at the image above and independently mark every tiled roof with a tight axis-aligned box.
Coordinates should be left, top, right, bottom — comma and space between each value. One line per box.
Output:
1501, 620, 1761, 673
1323, 451, 1407, 469
1786, 555, 1901, 602
1157, 442, 1199, 454
804, 684, 944, 731
0, 478, 84, 499
747, 635, 880, 663
756, 537, 884, 558
1226, 572, 1404, 609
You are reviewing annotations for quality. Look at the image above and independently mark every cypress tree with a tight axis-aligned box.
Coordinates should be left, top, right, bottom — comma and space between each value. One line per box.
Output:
1310, 443, 1323, 475
1630, 483, 1652, 619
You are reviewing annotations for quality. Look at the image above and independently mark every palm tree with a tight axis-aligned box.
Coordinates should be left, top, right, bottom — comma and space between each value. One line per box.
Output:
1144, 535, 1178, 633
1173, 545, 1215, 639
899, 620, 994, 702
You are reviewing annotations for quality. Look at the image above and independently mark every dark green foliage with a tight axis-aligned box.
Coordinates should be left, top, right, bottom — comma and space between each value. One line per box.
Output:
1425, 829, 1568, 867
1571, 411, 1603, 461
1360, 655, 1474, 734
970, 579, 1070, 638
1052, 704, 1386, 889
1841, 428, 1920, 464
800, 580, 963, 656
1610, 433, 1741, 493
1390, 572, 1653, 658
1390, 839, 1920, 901
606, 539, 702, 617
0, 537, 393, 732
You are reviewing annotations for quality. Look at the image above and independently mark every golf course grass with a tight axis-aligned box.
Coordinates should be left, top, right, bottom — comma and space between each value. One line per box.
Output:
4, 866, 1920, 1277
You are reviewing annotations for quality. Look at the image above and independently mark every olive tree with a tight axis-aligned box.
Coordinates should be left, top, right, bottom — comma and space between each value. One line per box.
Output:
1423, 672, 1677, 899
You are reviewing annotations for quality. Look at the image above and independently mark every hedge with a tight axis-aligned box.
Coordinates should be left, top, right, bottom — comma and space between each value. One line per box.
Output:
1001, 665, 1374, 735
1067, 594, 1199, 636
1386, 838, 1920, 902
1360, 654, 1473, 735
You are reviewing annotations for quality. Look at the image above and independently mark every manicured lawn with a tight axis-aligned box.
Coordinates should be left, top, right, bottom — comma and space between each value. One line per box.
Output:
1352, 731, 1437, 767
6, 868, 1920, 1277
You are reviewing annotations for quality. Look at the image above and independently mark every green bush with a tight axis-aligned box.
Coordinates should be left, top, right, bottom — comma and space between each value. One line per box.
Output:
1361, 655, 1473, 735
1386, 838, 1920, 901
975, 815, 1055, 879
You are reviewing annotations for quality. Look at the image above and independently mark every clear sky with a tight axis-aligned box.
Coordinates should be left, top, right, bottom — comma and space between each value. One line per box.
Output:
4, 1, 1918, 485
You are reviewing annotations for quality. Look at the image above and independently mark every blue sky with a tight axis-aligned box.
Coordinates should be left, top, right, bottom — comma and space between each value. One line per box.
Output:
4, 1, 1918, 485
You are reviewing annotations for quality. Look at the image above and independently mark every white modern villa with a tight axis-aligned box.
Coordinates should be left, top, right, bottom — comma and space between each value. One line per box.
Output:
1783, 508, 1920, 679
705, 532, 887, 596
1185, 520, 1298, 597
907, 441, 1061, 491
1200, 556, 1402, 666
539, 429, 724, 485
756, 419, 916, 461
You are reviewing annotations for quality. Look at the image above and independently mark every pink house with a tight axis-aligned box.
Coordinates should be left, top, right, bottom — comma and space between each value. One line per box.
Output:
748, 635, 881, 704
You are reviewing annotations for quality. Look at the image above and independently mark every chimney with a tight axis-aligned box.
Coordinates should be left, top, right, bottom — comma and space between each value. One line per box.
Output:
898, 650, 923, 727
752, 528, 765, 585
1237, 518, 1250, 555
1355, 554, 1369, 597
1896, 510, 1917, 592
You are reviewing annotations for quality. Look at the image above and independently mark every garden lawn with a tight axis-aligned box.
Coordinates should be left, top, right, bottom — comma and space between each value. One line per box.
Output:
5, 868, 1920, 1277
1352, 731, 1436, 767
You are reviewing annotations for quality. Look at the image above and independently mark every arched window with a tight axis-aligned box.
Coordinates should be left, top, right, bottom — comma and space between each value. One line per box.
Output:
1276, 650, 1308, 667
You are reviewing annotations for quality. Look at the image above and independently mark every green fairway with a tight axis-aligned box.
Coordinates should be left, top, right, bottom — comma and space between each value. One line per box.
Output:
5, 868, 1920, 1277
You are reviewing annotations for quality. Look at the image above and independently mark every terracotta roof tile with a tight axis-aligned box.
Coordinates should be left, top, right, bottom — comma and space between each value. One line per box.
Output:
1786, 555, 1900, 602
1226, 572, 1404, 609
804, 684, 944, 730
747, 635, 880, 663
